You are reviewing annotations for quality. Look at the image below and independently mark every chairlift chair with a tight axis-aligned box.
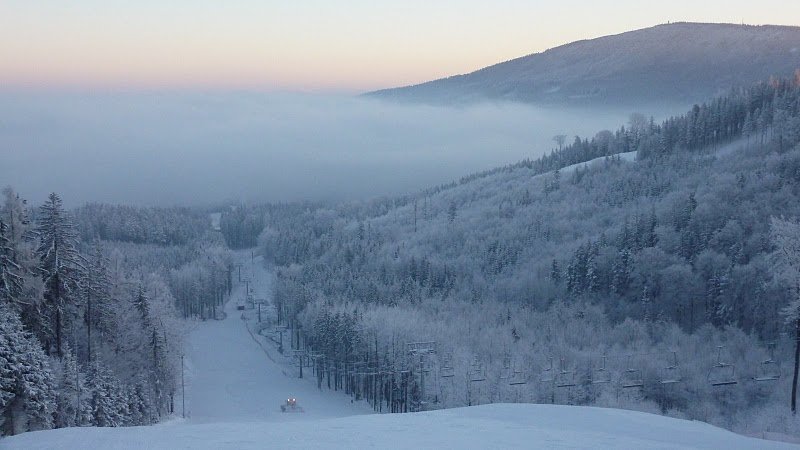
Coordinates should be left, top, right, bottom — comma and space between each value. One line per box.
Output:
620, 356, 644, 389
440, 363, 455, 378
592, 355, 612, 385
708, 346, 738, 386
469, 360, 486, 383
508, 369, 527, 386
555, 358, 576, 388
660, 351, 683, 385
500, 356, 512, 379
539, 357, 555, 383
754, 343, 781, 382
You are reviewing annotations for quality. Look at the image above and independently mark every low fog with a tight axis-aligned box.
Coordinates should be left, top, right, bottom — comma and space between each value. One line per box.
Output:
0, 91, 676, 207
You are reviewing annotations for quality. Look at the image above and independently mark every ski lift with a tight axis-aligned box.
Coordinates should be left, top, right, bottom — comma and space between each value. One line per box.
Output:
539, 357, 555, 383
440, 359, 455, 378
660, 351, 683, 385
753, 343, 781, 382
555, 357, 576, 388
708, 346, 738, 386
620, 355, 644, 389
508, 369, 527, 386
500, 355, 512, 380
469, 359, 486, 382
592, 355, 612, 384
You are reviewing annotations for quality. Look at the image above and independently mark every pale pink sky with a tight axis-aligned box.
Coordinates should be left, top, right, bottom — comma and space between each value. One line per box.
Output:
1, 1, 798, 92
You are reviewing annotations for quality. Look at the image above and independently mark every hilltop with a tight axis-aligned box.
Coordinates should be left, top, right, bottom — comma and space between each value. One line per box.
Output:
367, 23, 800, 106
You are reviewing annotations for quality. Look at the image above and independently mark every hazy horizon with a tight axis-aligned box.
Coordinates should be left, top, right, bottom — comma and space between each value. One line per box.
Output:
0, 90, 684, 208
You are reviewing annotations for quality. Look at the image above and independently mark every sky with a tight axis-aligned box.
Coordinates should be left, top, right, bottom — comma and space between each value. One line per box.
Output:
1, 1, 799, 92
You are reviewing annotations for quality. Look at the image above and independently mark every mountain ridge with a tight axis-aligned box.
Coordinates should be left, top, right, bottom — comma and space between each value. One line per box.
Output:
367, 22, 800, 106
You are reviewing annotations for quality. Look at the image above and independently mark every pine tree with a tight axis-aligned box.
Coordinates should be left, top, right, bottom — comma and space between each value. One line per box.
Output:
2, 188, 45, 340
87, 361, 126, 427
770, 217, 800, 415
36, 193, 85, 357
612, 249, 631, 295
127, 381, 152, 426
83, 244, 114, 362
550, 259, 561, 285
53, 345, 90, 428
0, 315, 14, 434
447, 202, 457, 224
0, 219, 23, 306
0, 303, 56, 436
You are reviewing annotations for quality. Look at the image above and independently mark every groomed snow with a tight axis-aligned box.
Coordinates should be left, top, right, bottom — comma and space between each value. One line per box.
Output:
181, 251, 369, 423
2, 403, 796, 449
1, 251, 797, 449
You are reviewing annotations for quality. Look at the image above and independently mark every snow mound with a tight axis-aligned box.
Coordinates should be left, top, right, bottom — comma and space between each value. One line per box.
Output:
2, 404, 795, 449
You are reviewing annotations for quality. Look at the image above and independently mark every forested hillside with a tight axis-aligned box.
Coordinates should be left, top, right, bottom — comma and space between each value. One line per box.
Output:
0, 194, 232, 436
368, 22, 800, 106
251, 77, 800, 434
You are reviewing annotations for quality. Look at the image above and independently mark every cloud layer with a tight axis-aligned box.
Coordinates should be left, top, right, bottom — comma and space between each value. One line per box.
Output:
0, 91, 667, 207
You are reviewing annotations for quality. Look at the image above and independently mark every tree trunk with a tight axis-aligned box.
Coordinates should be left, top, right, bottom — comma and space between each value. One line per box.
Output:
87, 291, 92, 362
792, 317, 799, 415
56, 307, 63, 358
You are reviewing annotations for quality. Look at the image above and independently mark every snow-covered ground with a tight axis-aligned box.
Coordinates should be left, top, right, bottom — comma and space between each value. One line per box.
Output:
3, 403, 796, 449
1, 250, 797, 449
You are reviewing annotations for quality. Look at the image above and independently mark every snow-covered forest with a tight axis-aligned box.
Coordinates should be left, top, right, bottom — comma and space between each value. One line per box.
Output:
3, 74, 800, 442
0, 195, 232, 436
211, 76, 800, 436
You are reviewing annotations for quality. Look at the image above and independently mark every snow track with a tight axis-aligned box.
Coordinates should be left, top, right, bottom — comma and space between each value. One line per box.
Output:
183, 250, 369, 423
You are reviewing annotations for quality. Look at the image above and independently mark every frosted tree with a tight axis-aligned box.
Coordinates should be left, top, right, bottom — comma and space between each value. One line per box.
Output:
0, 303, 56, 436
83, 244, 114, 362
127, 381, 153, 426
35, 193, 84, 357
771, 217, 800, 415
0, 219, 23, 306
87, 361, 127, 427
52, 345, 90, 428
2, 188, 45, 335
552, 134, 567, 151
0, 310, 14, 434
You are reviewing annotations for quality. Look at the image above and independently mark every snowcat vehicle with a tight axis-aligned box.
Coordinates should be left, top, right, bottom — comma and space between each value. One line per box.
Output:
280, 397, 304, 413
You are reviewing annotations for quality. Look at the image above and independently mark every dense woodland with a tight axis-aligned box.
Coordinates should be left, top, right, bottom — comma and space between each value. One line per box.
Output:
4, 75, 800, 438
235, 76, 800, 434
0, 196, 231, 436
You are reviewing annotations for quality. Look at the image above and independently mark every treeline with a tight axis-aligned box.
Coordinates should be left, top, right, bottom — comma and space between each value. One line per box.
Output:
76, 202, 235, 320
0, 189, 231, 437
219, 205, 266, 249
73, 203, 210, 246
257, 76, 800, 434
423, 74, 800, 199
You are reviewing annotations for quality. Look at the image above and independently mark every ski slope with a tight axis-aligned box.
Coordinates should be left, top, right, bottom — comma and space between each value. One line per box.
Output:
2, 403, 796, 449
183, 251, 370, 423
1, 251, 798, 449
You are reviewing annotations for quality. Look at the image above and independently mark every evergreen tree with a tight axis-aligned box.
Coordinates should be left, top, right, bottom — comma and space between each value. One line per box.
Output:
0, 219, 23, 306
0, 303, 56, 436
127, 381, 152, 426
83, 244, 114, 362
53, 345, 90, 428
87, 361, 126, 427
2, 188, 45, 340
35, 193, 85, 357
